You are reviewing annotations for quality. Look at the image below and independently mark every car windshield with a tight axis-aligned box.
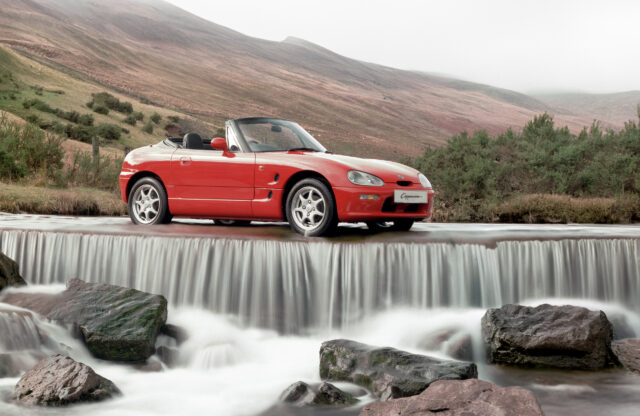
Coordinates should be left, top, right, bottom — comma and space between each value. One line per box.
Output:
236, 118, 327, 153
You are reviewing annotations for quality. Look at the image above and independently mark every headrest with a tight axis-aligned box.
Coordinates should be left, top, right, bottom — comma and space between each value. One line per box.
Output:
183, 132, 203, 149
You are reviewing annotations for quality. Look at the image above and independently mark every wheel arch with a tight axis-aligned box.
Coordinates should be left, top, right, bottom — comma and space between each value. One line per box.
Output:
126, 171, 168, 203
281, 170, 336, 220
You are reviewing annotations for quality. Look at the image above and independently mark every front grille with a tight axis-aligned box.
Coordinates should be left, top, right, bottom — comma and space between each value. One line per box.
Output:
381, 197, 424, 213
396, 181, 412, 186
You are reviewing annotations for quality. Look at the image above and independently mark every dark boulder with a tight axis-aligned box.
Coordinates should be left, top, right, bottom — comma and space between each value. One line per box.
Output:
611, 339, 640, 373
319, 339, 477, 401
2, 279, 167, 362
482, 304, 615, 370
280, 381, 357, 407
13, 355, 120, 406
0, 251, 26, 292
360, 379, 544, 416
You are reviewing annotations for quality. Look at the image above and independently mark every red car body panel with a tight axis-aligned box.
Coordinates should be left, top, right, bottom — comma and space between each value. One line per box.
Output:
120, 130, 434, 224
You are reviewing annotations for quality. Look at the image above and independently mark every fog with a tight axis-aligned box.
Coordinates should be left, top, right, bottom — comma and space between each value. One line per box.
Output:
167, 0, 640, 94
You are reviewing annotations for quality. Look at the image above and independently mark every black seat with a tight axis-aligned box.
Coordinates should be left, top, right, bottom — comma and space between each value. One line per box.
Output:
183, 132, 203, 149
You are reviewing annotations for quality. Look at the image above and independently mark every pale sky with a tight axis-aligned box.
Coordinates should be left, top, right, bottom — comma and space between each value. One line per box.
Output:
167, 0, 640, 94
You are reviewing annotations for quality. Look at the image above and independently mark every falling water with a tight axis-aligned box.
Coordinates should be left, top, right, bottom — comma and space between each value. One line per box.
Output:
1, 229, 638, 333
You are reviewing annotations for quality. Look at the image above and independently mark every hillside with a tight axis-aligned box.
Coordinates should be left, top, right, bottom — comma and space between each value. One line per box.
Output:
533, 91, 640, 126
0, 0, 627, 159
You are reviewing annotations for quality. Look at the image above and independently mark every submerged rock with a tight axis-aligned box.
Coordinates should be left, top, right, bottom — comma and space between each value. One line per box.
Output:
482, 304, 615, 370
13, 355, 120, 406
280, 381, 357, 407
319, 339, 477, 401
2, 279, 167, 362
360, 379, 544, 416
611, 339, 640, 373
0, 251, 26, 292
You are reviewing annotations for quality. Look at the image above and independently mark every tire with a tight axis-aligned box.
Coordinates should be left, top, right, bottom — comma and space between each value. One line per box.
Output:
286, 178, 337, 237
366, 219, 414, 232
128, 177, 170, 225
213, 220, 251, 226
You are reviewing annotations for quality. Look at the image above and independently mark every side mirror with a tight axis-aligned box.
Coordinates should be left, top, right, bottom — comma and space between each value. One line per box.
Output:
210, 138, 228, 152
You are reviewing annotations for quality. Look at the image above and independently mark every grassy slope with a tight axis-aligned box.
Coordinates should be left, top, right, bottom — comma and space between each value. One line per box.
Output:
0, 46, 207, 216
0, 46, 207, 152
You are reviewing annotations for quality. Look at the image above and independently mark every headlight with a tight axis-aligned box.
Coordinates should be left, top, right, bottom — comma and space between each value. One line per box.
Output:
347, 170, 384, 186
418, 173, 431, 188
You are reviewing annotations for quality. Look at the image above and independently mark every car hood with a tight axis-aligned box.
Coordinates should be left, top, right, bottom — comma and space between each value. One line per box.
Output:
304, 152, 422, 183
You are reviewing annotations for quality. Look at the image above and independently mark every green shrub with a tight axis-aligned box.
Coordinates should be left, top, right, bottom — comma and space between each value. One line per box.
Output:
133, 112, 144, 121
150, 113, 161, 124
167, 115, 180, 123
25, 114, 40, 124
0, 114, 64, 180
142, 121, 153, 134
95, 123, 121, 141
123, 114, 137, 126
413, 113, 640, 222
89, 92, 133, 114
93, 105, 109, 115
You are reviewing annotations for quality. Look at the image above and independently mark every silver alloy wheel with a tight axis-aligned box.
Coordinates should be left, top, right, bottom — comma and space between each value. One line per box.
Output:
132, 184, 160, 224
291, 186, 326, 231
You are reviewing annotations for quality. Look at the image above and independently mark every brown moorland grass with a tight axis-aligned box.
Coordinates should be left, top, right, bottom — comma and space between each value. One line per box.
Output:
492, 194, 640, 224
0, 183, 126, 216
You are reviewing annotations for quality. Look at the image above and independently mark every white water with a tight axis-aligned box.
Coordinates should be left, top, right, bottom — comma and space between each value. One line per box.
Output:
1, 230, 639, 333
1, 224, 640, 415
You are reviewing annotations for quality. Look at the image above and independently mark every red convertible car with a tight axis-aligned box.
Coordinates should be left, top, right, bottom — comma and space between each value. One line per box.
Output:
119, 117, 434, 236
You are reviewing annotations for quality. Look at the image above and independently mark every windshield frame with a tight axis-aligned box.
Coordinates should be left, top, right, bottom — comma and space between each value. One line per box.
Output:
230, 117, 327, 153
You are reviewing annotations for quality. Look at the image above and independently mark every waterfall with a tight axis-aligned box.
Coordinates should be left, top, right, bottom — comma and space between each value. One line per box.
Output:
1, 230, 639, 333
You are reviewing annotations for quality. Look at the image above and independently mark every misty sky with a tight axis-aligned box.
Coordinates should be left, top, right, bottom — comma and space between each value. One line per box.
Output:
167, 0, 640, 94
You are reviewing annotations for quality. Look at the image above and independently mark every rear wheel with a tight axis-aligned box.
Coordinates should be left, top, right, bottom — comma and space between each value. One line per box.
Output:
286, 178, 337, 237
366, 219, 414, 232
128, 177, 170, 225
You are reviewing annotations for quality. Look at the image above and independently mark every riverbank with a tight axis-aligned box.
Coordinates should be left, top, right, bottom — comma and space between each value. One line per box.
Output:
0, 183, 126, 216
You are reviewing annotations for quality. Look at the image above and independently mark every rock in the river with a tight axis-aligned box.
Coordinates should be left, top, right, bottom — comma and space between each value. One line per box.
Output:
482, 304, 615, 370
320, 339, 477, 401
160, 323, 188, 345
280, 381, 357, 407
13, 355, 120, 406
360, 379, 544, 416
2, 279, 167, 362
0, 251, 26, 291
611, 339, 640, 373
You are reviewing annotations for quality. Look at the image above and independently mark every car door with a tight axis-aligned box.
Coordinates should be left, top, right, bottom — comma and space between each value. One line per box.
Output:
169, 147, 255, 217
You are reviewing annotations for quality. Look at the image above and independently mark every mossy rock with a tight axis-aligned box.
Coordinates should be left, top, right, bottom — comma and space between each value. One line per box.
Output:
319, 339, 477, 401
0, 251, 26, 292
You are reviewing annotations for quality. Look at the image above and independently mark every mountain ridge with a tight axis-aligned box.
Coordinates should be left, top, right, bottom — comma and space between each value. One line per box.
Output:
0, 0, 635, 158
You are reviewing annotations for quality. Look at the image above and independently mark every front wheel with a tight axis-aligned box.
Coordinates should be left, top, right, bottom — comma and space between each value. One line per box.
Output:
128, 177, 171, 225
366, 219, 414, 232
286, 178, 337, 237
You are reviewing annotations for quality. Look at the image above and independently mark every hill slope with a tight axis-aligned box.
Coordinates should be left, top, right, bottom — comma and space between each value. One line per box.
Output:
0, 0, 632, 158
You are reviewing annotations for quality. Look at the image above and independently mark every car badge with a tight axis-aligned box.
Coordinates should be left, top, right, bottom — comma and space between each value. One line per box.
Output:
398, 175, 404, 179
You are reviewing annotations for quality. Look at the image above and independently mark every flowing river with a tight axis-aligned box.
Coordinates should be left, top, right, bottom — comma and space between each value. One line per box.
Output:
0, 214, 639, 415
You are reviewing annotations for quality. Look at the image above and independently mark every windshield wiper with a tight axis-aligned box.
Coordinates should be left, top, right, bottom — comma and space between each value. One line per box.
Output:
287, 147, 320, 152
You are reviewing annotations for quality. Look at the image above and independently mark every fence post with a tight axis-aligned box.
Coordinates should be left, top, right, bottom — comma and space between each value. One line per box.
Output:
92, 136, 99, 162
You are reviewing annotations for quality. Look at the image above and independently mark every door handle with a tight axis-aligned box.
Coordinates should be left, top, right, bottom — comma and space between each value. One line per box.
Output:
180, 156, 191, 166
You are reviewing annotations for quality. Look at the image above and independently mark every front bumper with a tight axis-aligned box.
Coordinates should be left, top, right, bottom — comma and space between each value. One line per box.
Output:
333, 184, 435, 222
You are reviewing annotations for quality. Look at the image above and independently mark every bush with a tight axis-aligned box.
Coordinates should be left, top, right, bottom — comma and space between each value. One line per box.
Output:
150, 113, 161, 124
0, 114, 64, 181
89, 92, 133, 114
25, 114, 40, 124
133, 112, 144, 121
95, 123, 121, 141
123, 114, 137, 126
413, 113, 640, 222
142, 121, 153, 134
93, 105, 109, 115
167, 115, 180, 123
